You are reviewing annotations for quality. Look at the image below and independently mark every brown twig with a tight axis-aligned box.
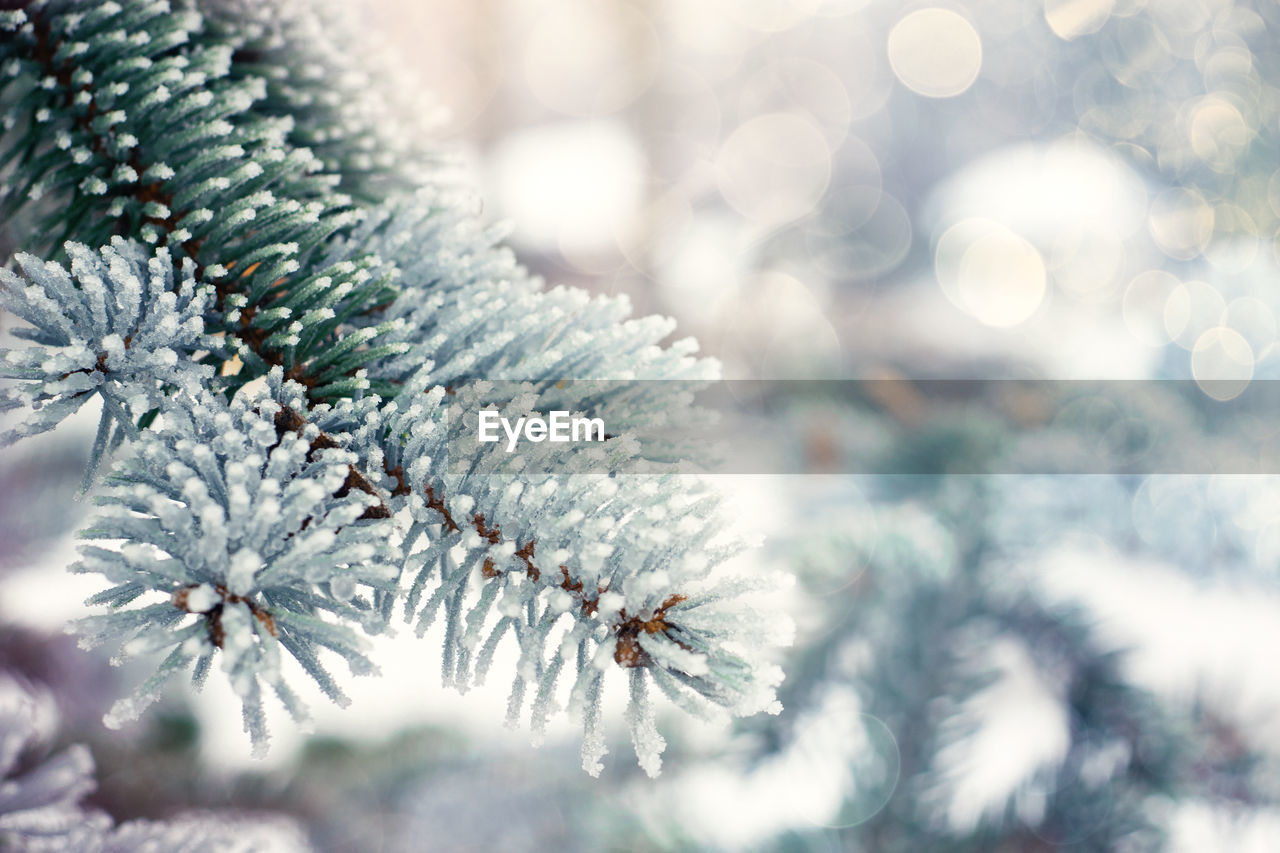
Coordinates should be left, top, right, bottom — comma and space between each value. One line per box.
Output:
270, 405, 390, 520
410, 475, 691, 667
173, 583, 277, 649
613, 594, 688, 668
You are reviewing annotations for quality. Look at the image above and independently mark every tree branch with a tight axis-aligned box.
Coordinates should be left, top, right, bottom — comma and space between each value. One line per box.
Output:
22, 5, 695, 675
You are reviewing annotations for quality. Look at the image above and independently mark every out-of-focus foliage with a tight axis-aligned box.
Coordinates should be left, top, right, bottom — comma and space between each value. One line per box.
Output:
0, 672, 314, 852
0, 431, 86, 573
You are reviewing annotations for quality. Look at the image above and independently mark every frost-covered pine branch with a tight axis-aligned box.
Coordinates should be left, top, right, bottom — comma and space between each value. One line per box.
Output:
303, 373, 786, 775
0, 0, 788, 775
0, 239, 214, 483
338, 191, 716, 393
199, 0, 450, 200
73, 386, 400, 755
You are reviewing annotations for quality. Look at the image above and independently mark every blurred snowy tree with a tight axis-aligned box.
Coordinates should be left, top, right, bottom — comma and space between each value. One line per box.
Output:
733, 394, 1280, 852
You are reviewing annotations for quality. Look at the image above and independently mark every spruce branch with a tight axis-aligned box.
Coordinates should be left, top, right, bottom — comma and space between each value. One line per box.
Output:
0, 238, 214, 483
1, 0, 403, 399
73, 386, 400, 755
339, 190, 717, 395
200, 0, 449, 201
301, 375, 787, 775
0, 0, 790, 775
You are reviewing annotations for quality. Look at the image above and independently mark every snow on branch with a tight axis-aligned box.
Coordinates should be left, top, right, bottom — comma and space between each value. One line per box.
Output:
0, 0, 791, 776
0, 239, 214, 483
73, 387, 400, 755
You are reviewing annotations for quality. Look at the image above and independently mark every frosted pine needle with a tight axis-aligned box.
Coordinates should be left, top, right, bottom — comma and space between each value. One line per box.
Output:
72, 388, 400, 755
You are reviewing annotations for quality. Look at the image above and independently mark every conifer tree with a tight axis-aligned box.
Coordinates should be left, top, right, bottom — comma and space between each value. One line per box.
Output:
0, 0, 785, 792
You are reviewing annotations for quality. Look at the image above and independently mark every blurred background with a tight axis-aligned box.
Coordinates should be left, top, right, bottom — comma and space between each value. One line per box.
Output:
369, 0, 1280, 385
6, 0, 1280, 849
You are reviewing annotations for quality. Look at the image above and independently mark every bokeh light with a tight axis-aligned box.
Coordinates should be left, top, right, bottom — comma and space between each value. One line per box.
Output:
1044, 0, 1115, 40
1123, 270, 1183, 347
366, 0, 1280, 386
937, 218, 1046, 328
887, 9, 984, 99
488, 119, 645, 259
523, 0, 660, 115
1190, 326, 1254, 400
716, 112, 832, 227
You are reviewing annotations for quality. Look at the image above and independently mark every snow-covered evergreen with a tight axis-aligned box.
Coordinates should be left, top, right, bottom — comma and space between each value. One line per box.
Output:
0, 0, 786, 778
